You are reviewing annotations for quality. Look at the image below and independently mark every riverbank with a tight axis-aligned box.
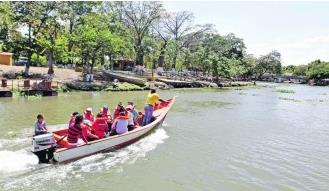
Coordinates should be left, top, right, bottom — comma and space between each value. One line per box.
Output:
0, 66, 256, 93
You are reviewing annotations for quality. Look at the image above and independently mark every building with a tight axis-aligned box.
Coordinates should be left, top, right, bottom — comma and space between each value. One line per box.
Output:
0, 52, 13, 66
113, 57, 135, 71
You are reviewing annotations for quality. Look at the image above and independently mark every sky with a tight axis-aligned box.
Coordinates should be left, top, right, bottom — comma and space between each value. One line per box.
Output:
163, 1, 329, 65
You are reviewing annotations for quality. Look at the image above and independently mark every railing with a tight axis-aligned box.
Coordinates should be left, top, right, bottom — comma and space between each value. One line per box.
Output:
17, 79, 59, 91
0, 79, 14, 91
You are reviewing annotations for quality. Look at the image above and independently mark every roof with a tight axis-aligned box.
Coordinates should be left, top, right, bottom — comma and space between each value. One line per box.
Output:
0, 52, 13, 56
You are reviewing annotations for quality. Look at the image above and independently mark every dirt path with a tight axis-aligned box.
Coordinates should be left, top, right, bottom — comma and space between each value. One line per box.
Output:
0, 65, 82, 82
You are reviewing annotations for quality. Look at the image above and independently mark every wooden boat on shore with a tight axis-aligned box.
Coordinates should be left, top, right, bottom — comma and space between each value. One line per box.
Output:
31, 97, 175, 163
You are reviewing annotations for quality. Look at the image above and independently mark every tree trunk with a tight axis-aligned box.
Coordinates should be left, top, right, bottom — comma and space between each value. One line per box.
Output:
109, 53, 113, 70
47, 51, 55, 75
101, 54, 105, 66
24, 23, 32, 77
90, 57, 95, 75
68, 20, 74, 65
135, 38, 144, 66
172, 54, 177, 70
47, 37, 56, 75
172, 42, 179, 69
157, 41, 167, 67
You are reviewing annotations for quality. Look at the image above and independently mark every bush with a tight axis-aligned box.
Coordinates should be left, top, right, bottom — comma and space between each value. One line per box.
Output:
306, 60, 329, 80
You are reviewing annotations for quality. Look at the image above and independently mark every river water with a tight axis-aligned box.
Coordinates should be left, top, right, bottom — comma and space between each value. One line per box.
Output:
0, 83, 329, 191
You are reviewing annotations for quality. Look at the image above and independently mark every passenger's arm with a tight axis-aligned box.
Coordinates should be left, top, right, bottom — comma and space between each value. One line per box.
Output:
43, 123, 48, 131
81, 127, 89, 144
88, 131, 99, 139
34, 123, 41, 134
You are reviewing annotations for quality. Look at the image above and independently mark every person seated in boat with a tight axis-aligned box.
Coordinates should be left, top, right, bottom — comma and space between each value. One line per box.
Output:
113, 102, 127, 119
67, 115, 89, 147
82, 120, 99, 141
110, 112, 128, 135
83, 107, 94, 123
92, 113, 109, 139
125, 105, 135, 131
68, 112, 79, 129
99, 105, 112, 120
34, 114, 48, 135
136, 111, 144, 126
127, 102, 138, 124
142, 88, 168, 126
99, 105, 112, 129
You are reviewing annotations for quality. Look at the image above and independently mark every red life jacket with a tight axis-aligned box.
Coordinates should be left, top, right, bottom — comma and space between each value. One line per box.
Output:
92, 118, 108, 139
67, 123, 83, 144
113, 106, 127, 119
116, 115, 128, 120
99, 108, 112, 121
82, 123, 98, 140
84, 112, 94, 122
68, 116, 75, 129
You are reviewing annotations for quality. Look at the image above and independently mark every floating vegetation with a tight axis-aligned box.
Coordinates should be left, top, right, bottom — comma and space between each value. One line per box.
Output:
58, 85, 70, 93
12, 90, 20, 97
27, 95, 42, 101
188, 100, 233, 108
274, 89, 295, 94
278, 97, 301, 102
258, 84, 277, 88
105, 82, 144, 91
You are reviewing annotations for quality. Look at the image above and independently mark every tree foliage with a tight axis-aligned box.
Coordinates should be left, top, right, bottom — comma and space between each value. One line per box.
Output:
306, 60, 329, 80
0, 1, 286, 81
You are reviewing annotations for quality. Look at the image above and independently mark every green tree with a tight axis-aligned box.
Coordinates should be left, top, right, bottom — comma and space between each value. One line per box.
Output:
0, 2, 18, 52
75, 12, 124, 79
306, 60, 329, 80
119, 1, 163, 66
59, 1, 98, 66
254, 50, 282, 79
293, 65, 307, 76
11, 1, 58, 76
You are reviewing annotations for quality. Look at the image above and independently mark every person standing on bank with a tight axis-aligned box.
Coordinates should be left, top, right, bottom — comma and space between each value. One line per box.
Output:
142, 88, 167, 126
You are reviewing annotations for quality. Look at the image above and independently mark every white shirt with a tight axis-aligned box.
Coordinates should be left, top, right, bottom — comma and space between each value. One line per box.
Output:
128, 111, 134, 126
113, 118, 128, 134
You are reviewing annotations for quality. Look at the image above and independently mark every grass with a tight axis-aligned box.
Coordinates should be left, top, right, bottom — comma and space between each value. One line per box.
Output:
274, 89, 295, 94
105, 82, 144, 91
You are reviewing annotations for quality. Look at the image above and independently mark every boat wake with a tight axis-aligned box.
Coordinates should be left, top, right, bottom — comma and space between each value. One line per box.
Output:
1, 128, 169, 191
0, 149, 39, 174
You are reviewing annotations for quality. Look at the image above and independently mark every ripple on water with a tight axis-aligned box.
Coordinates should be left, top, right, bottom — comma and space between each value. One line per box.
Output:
1, 128, 169, 191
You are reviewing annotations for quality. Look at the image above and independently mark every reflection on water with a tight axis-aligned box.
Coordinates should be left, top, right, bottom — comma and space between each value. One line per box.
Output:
0, 83, 329, 190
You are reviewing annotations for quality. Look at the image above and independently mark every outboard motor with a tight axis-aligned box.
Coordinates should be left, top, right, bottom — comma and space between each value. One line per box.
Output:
31, 133, 57, 163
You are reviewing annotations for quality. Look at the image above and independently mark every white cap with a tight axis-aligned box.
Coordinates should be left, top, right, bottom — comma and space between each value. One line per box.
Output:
86, 107, 92, 112
126, 105, 134, 110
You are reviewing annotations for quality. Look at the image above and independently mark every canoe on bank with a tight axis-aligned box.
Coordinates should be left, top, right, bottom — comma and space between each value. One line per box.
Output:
31, 97, 175, 163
